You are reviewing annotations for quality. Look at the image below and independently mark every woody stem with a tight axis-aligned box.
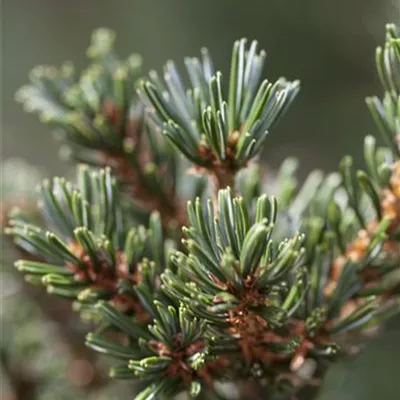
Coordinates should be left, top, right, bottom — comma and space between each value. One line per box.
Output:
210, 168, 237, 210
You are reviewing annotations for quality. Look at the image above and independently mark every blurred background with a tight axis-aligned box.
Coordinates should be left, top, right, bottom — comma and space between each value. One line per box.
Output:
1, 0, 400, 399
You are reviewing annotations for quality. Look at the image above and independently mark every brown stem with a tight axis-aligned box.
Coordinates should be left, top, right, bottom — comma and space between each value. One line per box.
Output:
210, 168, 236, 210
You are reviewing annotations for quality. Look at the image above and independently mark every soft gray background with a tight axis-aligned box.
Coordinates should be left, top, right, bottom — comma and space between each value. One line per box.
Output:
2, 1, 400, 399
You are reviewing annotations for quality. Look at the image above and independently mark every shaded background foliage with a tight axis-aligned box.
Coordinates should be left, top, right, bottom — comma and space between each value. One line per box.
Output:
1, 0, 400, 399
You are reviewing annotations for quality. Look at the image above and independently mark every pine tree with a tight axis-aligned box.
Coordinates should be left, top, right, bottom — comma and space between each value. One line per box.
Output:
4, 23, 400, 399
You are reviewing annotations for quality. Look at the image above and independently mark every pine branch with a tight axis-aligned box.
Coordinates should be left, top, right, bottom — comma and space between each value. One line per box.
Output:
138, 39, 299, 200
0, 161, 111, 396
6, 165, 171, 321
366, 24, 400, 154
15, 28, 205, 229
86, 299, 228, 399
6, 23, 400, 400
327, 25, 400, 302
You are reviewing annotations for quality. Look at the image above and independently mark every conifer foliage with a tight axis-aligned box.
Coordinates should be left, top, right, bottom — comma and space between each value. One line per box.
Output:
6, 23, 400, 399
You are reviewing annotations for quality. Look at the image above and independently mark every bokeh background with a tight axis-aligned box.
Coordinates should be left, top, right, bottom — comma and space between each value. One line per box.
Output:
2, 1, 400, 399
